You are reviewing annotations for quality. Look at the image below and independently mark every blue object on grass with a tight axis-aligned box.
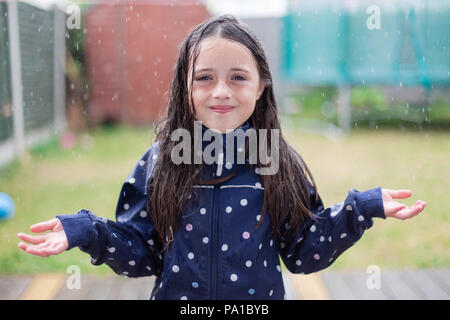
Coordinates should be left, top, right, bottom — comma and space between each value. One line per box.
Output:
0, 192, 15, 220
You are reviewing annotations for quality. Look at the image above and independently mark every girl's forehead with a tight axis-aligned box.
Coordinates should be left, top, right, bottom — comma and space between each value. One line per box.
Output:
192, 37, 257, 71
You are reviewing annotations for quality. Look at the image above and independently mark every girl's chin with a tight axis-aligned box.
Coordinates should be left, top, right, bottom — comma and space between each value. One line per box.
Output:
203, 121, 239, 134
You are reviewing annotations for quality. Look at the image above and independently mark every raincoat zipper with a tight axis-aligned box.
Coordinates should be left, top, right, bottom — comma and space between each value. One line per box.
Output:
210, 183, 220, 299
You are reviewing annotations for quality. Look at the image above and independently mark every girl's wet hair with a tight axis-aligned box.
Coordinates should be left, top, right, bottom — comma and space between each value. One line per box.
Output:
148, 14, 319, 250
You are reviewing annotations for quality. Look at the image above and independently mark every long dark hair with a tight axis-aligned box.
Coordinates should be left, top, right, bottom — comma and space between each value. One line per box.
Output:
147, 14, 319, 250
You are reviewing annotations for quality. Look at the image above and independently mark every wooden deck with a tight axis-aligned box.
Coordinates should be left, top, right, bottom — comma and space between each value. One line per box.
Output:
1, 268, 448, 300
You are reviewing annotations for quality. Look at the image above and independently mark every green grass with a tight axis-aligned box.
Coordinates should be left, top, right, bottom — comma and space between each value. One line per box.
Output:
0, 122, 448, 275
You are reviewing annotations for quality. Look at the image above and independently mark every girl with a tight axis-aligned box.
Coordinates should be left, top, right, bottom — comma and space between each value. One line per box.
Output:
17, 15, 426, 300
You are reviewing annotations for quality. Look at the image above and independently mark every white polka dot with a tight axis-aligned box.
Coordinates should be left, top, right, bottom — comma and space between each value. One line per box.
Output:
148, 239, 154, 246
259, 243, 263, 250
319, 236, 325, 242
240, 199, 248, 206
180, 296, 187, 300
123, 271, 129, 275
200, 208, 206, 215
346, 204, 352, 211
269, 289, 273, 296
225, 206, 232, 213
128, 260, 135, 266
276, 265, 281, 272
172, 265, 179, 272
313, 254, 320, 260
225, 162, 233, 170
140, 210, 147, 218
340, 233, 347, 239
358, 215, 365, 222
255, 182, 262, 188
256, 215, 261, 222
255, 167, 261, 174
123, 203, 130, 210
296, 259, 302, 266
128, 178, 135, 184
270, 239, 273, 246
186, 223, 193, 231
248, 288, 255, 295
192, 282, 199, 288
202, 237, 209, 244
188, 252, 194, 260
221, 244, 228, 251
230, 274, 238, 281
146, 266, 151, 271
328, 236, 332, 242
242, 232, 250, 239
263, 260, 267, 267
245, 260, 252, 267
107, 246, 115, 253
152, 154, 158, 161
139, 160, 145, 166
310, 225, 316, 232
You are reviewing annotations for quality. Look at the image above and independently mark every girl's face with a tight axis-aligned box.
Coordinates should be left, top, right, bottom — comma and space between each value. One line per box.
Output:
188, 37, 265, 133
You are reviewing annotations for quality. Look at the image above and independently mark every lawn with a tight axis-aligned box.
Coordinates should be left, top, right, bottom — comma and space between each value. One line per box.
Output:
0, 122, 448, 275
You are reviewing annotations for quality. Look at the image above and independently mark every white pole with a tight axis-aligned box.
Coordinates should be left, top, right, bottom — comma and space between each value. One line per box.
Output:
337, 85, 351, 132
7, 0, 26, 159
53, 4, 66, 134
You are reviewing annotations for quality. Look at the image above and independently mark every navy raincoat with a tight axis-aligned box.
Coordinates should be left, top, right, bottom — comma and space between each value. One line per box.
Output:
56, 121, 386, 300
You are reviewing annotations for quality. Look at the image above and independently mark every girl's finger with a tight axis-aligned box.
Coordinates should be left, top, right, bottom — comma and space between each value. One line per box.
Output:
30, 218, 59, 233
384, 189, 412, 199
391, 202, 426, 220
41, 243, 65, 256
17, 233, 46, 245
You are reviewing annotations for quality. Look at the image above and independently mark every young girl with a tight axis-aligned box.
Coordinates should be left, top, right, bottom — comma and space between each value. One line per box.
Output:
17, 15, 426, 300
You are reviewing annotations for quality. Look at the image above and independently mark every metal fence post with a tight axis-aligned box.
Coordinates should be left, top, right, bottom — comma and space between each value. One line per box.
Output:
7, 0, 25, 160
54, 4, 66, 134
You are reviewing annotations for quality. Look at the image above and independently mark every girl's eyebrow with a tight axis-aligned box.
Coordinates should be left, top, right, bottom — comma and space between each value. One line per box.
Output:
194, 67, 250, 74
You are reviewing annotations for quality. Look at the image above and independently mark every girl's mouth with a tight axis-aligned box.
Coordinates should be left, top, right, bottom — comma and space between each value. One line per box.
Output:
209, 105, 235, 114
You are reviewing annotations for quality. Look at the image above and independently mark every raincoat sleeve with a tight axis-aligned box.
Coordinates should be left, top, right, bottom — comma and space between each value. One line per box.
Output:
279, 181, 386, 274
56, 142, 163, 278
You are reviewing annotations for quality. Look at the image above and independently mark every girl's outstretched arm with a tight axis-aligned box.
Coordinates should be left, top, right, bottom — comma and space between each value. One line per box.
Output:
279, 183, 426, 275
17, 142, 163, 278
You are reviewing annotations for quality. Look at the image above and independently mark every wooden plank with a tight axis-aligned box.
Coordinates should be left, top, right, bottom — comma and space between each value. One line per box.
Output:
430, 269, 450, 293
19, 274, 65, 300
0, 276, 33, 300
402, 269, 449, 299
283, 271, 330, 300
85, 276, 116, 300
320, 271, 355, 299
55, 274, 95, 300
341, 272, 388, 300
381, 271, 421, 300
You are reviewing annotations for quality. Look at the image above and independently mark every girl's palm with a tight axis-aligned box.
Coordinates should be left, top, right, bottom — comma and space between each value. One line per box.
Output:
17, 218, 68, 257
382, 189, 426, 220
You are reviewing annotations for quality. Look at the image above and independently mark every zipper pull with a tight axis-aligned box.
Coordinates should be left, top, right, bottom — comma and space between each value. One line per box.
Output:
216, 152, 224, 177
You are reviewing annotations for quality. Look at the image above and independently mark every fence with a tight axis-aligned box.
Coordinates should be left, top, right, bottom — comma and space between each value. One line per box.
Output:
0, 1, 66, 167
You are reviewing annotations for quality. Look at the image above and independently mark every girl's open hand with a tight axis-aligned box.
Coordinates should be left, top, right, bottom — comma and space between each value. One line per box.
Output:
17, 218, 68, 257
382, 189, 426, 220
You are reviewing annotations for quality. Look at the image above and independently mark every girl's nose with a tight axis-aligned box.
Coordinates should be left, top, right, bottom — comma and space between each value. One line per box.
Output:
212, 80, 231, 99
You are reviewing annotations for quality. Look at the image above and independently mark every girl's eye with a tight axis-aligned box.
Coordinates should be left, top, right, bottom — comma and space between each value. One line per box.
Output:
196, 76, 211, 81
233, 75, 246, 81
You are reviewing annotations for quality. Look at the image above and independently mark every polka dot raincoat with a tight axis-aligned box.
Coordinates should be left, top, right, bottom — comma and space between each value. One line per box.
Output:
56, 121, 386, 300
